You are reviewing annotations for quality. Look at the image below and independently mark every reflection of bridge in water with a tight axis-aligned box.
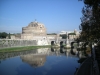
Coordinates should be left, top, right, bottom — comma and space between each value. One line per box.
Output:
20, 48, 84, 68
0, 47, 84, 68
0, 48, 82, 60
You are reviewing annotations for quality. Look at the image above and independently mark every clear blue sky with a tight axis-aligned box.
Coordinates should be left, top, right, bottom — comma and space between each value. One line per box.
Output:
0, 0, 84, 34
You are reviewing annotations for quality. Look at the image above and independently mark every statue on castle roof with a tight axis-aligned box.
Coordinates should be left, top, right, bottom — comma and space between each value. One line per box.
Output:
28, 20, 38, 27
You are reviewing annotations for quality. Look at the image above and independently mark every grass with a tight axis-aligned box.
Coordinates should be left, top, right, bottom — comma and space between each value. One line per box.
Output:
0, 45, 51, 53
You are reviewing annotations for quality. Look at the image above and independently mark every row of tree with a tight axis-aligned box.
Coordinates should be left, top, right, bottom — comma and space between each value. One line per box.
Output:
0, 32, 11, 39
79, 0, 100, 43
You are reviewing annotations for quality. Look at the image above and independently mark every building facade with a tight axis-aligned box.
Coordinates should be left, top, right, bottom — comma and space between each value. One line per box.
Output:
59, 29, 80, 40
9, 21, 79, 46
21, 21, 47, 39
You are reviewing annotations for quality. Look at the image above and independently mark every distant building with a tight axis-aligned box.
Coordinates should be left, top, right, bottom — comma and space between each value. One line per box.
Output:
59, 29, 80, 40
59, 31, 67, 35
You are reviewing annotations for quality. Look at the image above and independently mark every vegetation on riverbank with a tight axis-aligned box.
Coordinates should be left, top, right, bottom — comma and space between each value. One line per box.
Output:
0, 45, 51, 53
78, 0, 100, 44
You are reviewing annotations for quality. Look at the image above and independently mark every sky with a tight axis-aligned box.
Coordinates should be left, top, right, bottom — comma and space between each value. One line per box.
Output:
0, 0, 84, 34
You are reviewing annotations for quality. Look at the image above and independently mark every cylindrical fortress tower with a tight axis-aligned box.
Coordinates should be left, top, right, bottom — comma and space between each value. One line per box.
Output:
21, 21, 47, 39
22, 21, 46, 35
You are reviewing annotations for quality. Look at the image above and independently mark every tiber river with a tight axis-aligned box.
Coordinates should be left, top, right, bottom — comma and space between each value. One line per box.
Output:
0, 47, 87, 75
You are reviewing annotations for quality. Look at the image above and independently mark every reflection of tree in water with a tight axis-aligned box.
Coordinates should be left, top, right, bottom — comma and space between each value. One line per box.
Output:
78, 58, 87, 64
20, 54, 46, 68
74, 57, 87, 75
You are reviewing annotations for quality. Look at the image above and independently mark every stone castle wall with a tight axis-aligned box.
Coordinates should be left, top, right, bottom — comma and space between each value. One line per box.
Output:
0, 39, 37, 49
21, 21, 47, 39
22, 27, 46, 35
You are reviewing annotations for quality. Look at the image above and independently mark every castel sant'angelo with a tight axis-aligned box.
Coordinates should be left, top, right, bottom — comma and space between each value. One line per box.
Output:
11, 20, 79, 41
4, 20, 80, 46
21, 20, 47, 39
11, 20, 57, 40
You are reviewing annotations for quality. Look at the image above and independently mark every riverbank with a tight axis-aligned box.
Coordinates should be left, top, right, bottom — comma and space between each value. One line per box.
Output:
0, 45, 51, 53
75, 57, 92, 75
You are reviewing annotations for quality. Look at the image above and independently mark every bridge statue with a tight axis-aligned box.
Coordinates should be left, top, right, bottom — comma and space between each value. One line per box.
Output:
66, 32, 71, 48
56, 34, 60, 46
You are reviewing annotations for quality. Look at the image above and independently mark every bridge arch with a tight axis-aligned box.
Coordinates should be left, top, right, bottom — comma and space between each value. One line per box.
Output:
60, 41, 63, 46
51, 41, 55, 45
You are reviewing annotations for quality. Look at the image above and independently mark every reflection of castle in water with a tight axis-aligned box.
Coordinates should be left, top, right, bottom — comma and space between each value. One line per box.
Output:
20, 48, 51, 68
0, 48, 85, 67
20, 48, 84, 68
20, 54, 46, 67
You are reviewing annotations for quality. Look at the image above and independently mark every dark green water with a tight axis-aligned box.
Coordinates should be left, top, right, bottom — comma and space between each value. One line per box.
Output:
0, 48, 85, 75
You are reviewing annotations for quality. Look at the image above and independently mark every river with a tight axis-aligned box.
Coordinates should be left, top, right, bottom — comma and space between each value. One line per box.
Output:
0, 47, 86, 75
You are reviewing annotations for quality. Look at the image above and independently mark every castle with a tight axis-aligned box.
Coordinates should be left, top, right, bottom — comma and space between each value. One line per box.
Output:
2, 20, 80, 47
10, 20, 80, 45
21, 21, 47, 39
11, 20, 57, 40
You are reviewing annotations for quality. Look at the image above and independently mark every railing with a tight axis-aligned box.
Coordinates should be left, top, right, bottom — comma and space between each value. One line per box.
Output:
72, 42, 100, 75
91, 45, 100, 75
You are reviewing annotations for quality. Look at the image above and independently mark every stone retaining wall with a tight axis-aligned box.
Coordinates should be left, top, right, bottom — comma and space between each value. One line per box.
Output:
0, 39, 37, 49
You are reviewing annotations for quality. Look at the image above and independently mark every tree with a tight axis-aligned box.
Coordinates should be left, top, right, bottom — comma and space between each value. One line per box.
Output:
60, 34, 67, 39
79, 0, 100, 42
0, 32, 8, 38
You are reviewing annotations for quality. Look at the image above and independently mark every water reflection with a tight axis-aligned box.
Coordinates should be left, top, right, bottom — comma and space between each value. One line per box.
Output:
20, 54, 46, 67
0, 47, 86, 62
0, 50, 37, 61
51, 47, 55, 52
0, 47, 87, 75
19, 47, 85, 68
0, 47, 85, 61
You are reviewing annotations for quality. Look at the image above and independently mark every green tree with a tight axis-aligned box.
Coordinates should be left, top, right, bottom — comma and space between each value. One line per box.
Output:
0, 32, 8, 38
60, 34, 67, 39
79, 0, 100, 42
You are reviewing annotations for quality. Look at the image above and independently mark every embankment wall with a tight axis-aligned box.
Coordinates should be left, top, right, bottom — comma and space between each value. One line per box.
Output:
0, 39, 37, 49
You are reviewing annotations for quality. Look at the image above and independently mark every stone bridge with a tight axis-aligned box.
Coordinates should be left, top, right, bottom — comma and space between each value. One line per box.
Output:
49, 39, 74, 46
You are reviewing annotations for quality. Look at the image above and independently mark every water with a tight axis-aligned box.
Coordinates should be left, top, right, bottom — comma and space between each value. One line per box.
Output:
0, 48, 85, 75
